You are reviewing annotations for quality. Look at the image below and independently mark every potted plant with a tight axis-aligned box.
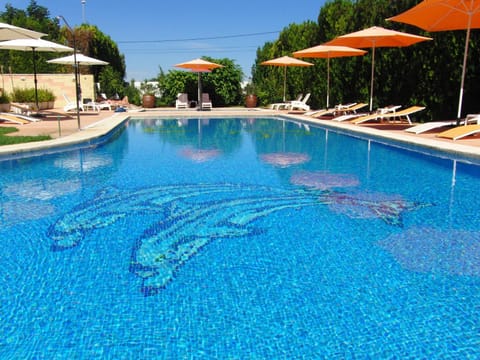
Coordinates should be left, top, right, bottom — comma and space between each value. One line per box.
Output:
140, 81, 158, 108
11, 88, 37, 109
244, 81, 257, 108
38, 89, 56, 109
0, 92, 11, 112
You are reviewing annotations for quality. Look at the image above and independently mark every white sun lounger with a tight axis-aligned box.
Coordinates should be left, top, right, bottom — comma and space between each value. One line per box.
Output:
271, 94, 303, 110
332, 113, 368, 122
405, 121, 457, 134
405, 114, 480, 134
0, 113, 30, 125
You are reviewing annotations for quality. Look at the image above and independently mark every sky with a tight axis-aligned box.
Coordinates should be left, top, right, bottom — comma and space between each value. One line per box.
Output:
7, 0, 326, 81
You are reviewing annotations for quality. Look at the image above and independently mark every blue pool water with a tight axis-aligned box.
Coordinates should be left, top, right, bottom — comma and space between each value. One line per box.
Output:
1, 117, 479, 358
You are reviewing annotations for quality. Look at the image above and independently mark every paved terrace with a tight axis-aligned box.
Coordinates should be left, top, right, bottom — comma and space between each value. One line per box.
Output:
1, 107, 480, 161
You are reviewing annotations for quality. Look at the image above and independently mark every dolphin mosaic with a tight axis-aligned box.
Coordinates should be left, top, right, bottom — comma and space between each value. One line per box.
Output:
47, 183, 431, 295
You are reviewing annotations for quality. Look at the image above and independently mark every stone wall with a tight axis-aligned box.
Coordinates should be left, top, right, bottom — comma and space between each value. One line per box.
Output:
0, 73, 94, 108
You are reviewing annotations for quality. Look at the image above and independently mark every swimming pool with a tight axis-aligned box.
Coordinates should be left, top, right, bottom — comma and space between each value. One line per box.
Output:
1, 117, 479, 358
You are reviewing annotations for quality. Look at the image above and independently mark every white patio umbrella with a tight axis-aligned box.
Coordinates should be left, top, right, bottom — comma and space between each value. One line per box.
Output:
0, 22, 45, 40
47, 53, 108, 66
48, 54, 109, 100
0, 38, 73, 109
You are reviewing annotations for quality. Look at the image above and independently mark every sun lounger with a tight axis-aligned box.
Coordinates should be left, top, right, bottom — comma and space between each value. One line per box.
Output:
175, 93, 189, 109
334, 102, 368, 115
436, 124, 480, 140
350, 113, 381, 124
377, 105, 402, 115
306, 108, 335, 117
288, 93, 311, 111
201, 93, 212, 110
63, 94, 84, 112
271, 94, 303, 110
305, 102, 362, 118
406, 113, 480, 134
0, 113, 30, 125
352, 106, 424, 125
83, 99, 112, 112
10, 102, 32, 116
8, 113, 41, 122
332, 113, 368, 122
405, 121, 457, 134
382, 106, 424, 124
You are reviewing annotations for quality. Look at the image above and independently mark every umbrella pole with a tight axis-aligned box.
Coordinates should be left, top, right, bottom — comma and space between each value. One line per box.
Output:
369, 45, 375, 112
32, 47, 39, 111
283, 66, 287, 102
198, 72, 202, 110
326, 56, 330, 109
458, 19, 472, 123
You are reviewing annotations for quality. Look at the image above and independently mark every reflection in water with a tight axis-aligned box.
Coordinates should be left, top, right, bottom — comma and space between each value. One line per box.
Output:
378, 227, 480, 276
54, 154, 112, 172
319, 191, 431, 226
290, 170, 359, 190
1, 201, 55, 223
180, 146, 221, 162
4, 179, 81, 200
260, 152, 310, 168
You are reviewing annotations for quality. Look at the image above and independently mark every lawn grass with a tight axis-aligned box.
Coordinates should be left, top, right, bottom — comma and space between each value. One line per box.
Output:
0, 127, 51, 145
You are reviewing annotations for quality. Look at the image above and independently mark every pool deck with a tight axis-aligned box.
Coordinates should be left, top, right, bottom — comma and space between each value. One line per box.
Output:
2, 107, 480, 161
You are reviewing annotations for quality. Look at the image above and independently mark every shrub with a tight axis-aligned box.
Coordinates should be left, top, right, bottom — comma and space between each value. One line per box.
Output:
38, 89, 56, 102
0, 93, 10, 104
11, 88, 55, 103
11, 88, 36, 103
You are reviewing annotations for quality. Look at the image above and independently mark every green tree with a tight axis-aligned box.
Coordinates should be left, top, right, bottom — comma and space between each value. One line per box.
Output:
1, 1, 127, 100
158, 57, 243, 106
59, 24, 126, 81
56, 23, 127, 98
201, 57, 243, 106
252, 21, 320, 107
252, 0, 480, 121
0, 1, 63, 75
98, 66, 125, 98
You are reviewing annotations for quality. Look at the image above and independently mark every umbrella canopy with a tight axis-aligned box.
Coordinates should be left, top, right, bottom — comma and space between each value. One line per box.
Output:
174, 58, 223, 71
388, 0, 480, 120
47, 53, 108, 66
260, 55, 313, 102
325, 26, 432, 111
293, 45, 367, 108
0, 38, 73, 109
174, 58, 223, 109
0, 22, 45, 41
48, 54, 108, 104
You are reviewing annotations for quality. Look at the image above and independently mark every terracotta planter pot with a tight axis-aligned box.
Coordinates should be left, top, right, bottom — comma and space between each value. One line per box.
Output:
245, 94, 257, 108
142, 94, 155, 108
0, 103, 11, 112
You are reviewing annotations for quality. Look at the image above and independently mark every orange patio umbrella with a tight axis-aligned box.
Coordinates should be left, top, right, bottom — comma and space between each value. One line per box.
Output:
174, 58, 223, 109
388, 0, 480, 121
325, 26, 432, 111
293, 45, 367, 108
260, 55, 313, 101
